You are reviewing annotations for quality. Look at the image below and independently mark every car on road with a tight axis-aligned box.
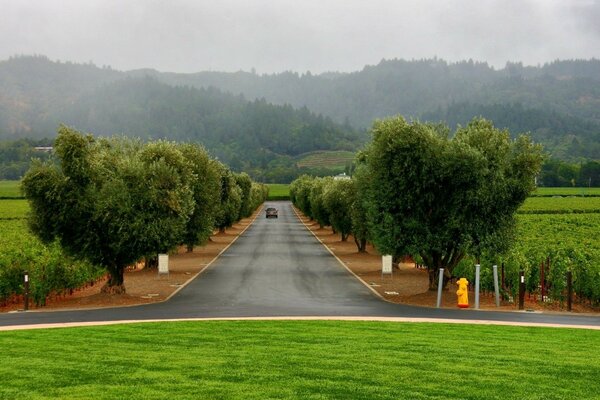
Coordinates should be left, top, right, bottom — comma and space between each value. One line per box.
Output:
265, 207, 278, 218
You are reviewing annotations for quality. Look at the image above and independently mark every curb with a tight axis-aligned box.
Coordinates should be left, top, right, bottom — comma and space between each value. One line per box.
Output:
2, 316, 599, 332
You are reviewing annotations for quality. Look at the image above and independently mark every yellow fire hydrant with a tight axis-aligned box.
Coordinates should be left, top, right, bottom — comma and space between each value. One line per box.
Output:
456, 278, 469, 308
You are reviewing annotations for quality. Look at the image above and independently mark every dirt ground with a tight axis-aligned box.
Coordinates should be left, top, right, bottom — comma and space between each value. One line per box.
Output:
1, 209, 261, 313
295, 210, 600, 315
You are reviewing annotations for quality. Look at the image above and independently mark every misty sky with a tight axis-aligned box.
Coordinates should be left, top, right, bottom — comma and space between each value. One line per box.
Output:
2, 0, 599, 74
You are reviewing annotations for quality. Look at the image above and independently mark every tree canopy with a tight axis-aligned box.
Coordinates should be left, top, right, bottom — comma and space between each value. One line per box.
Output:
21, 126, 267, 293
359, 117, 543, 288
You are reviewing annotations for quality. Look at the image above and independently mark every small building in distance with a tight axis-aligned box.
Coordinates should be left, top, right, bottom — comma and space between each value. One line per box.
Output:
333, 172, 351, 180
34, 146, 53, 152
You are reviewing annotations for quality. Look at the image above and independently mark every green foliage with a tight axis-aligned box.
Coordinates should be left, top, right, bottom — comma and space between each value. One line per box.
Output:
0, 220, 103, 305
322, 179, 355, 241
179, 143, 221, 251
289, 175, 314, 217
360, 116, 543, 287
351, 165, 371, 252
234, 172, 254, 219
214, 164, 242, 232
21, 127, 196, 290
0, 139, 53, 180
538, 159, 600, 187
308, 177, 333, 228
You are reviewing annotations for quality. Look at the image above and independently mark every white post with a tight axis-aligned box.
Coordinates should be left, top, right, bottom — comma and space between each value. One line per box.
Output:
382, 255, 392, 277
474, 264, 480, 310
436, 268, 444, 308
493, 264, 500, 307
158, 254, 169, 276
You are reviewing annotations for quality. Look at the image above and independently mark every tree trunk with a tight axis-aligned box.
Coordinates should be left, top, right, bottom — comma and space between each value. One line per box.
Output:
219, 226, 226, 233
428, 267, 450, 291
341, 232, 348, 242
186, 243, 194, 253
102, 264, 126, 294
144, 256, 158, 270
354, 237, 367, 253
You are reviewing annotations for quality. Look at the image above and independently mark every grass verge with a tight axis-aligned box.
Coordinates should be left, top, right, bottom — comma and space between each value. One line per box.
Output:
1, 320, 598, 399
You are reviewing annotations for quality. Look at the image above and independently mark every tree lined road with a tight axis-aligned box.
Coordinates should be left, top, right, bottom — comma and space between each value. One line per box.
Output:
1, 202, 599, 328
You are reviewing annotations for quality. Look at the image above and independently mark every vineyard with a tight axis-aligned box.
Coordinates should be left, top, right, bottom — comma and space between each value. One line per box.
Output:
295, 151, 355, 169
531, 187, 600, 196
0, 180, 22, 198
0, 219, 104, 306
519, 196, 600, 213
455, 198, 600, 307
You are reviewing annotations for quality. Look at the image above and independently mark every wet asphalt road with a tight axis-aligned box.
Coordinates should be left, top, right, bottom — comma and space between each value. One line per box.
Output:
1, 201, 599, 328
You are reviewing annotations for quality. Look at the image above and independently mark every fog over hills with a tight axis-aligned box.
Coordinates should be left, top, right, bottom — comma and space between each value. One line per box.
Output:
1, 55, 599, 166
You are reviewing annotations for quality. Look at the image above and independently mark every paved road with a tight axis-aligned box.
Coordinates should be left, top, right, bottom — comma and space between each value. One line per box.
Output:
1, 201, 599, 328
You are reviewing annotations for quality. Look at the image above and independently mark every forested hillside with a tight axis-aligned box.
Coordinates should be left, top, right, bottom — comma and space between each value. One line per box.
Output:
1, 55, 599, 171
0, 56, 362, 181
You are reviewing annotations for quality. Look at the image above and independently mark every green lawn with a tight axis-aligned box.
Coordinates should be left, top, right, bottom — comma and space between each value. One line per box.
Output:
1, 321, 598, 399
267, 183, 290, 200
0, 180, 22, 198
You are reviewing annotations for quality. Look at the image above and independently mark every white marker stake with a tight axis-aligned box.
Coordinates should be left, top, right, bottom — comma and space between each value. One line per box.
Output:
382, 255, 392, 277
493, 265, 500, 307
475, 264, 480, 310
436, 268, 444, 308
158, 254, 169, 276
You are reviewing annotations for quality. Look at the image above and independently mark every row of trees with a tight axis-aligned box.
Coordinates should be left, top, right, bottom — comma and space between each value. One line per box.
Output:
22, 126, 268, 293
291, 117, 543, 289
538, 158, 600, 187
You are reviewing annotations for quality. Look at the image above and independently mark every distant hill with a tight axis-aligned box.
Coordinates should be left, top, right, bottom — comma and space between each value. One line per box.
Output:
0, 56, 363, 181
1, 55, 599, 164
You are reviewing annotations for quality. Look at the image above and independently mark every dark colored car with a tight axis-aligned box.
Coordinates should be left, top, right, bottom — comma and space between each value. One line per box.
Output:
265, 207, 278, 218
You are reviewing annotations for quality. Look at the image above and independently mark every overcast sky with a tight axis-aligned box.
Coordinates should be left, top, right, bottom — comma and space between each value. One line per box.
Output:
1, 0, 599, 74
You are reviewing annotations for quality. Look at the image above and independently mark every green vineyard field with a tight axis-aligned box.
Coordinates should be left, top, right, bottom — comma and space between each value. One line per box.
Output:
0, 180, 22, 198
0, 199, 29, 219
532, 187, 600, 197
295, 151, 355, 169
519, 196, 600, 213
0, 219, 104, 305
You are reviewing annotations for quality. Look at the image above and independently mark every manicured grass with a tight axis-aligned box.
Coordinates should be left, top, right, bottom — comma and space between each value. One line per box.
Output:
0, 180, 22, 198
1, 321, 598, 399
0, 198, 29, 219
532, 187, 600, 197
267, 183, 290, 200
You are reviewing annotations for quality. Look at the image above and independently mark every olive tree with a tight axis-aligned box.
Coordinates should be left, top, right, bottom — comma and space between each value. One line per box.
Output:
351, 164, 371, 253
309, 177, 333, 228
179, 143, 221, 252
323, 179, 355, 241
22, 127, 194, 293
290, 175, 314, 217
214, 162, 242, 232
362, 117, 543, 289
